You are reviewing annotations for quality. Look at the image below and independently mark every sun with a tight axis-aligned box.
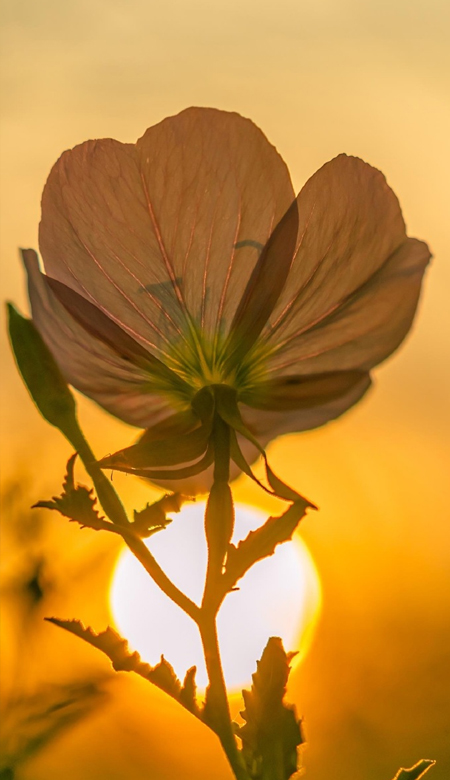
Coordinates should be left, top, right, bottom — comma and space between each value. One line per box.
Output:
110, 502, 321, 691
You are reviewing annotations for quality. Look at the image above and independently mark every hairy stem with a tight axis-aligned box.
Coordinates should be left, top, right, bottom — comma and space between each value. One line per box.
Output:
67, 421, 201, 621
124, 531, 200, 622
199, 614, 249, 780
199, 416, 250, 778
66, 420, 129, 527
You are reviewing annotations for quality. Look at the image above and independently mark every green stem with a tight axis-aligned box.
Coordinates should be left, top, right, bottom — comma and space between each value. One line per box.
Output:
199, 614, 249, 780
65, 420, 201, 620
65, 418, 130, 527
124, 531, 200, 622
198, 414, 250, 779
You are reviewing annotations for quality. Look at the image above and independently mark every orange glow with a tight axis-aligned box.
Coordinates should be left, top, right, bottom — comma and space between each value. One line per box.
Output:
1, 1, 448, 777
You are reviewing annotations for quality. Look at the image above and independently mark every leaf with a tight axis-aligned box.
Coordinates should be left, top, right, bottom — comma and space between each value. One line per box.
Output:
7, 301, 77, 439
224, 502, 308, 592
391, 760, 436, 780
236, 637, 303, 780
45, 618, 201, 718
33, 454, 108, 531
132, 493, 186, 537
179, 666, 200, 716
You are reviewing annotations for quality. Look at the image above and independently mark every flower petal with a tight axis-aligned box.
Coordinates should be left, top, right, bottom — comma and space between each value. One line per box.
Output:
23, 249, 179, 428
39, 108, 294, 364
240, 370, 369, 410
136, 108, 295, 342
265, 237, 430, 375
260, 154, 429, 372
240, 371, 372, 438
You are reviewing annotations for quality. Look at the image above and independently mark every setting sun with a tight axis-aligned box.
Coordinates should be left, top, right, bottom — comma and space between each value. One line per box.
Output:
110, 502, 321, 691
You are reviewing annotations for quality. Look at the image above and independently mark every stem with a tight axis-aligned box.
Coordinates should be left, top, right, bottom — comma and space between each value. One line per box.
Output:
199, 614, 249, 780
66, 419, 201, 621
124, 532, 200, 623
66, 419, 129, 527
202, 416, 234, 611
198, 414, 250, 779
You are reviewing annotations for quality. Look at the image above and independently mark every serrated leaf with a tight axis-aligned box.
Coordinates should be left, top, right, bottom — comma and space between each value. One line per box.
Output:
132, 493, 185, 537
392, 760, 436, 780
33, 454, 108, 531
179, 666, 200, 716
236, 637, 303, 780
45, 618, 201, 719
7, 301, 78, 439
224, 502, 308, 593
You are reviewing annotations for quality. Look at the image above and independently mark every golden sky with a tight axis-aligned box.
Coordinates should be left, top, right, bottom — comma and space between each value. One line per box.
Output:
1, 1, 449, 778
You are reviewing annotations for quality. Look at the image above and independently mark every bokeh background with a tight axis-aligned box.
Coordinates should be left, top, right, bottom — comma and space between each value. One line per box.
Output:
1, 1, 449, 778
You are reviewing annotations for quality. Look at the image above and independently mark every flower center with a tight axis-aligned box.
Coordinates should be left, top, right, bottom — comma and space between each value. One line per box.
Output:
162, 325, 271, 403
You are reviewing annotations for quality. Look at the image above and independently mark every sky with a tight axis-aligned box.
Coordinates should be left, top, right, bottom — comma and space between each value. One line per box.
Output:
0, 0, 449, 778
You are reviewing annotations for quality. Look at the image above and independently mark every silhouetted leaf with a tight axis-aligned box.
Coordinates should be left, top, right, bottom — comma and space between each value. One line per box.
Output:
45, 618, 201, 719
132, 493, 186, 537
224, 503, 308, 592
179, 666, 200, 716
392, 760, 436, 780
33, 454, 107, 531
236, 637, 303, 780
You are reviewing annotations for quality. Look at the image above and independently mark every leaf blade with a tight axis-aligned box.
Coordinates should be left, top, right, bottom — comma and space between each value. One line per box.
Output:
392, 760, 436, 780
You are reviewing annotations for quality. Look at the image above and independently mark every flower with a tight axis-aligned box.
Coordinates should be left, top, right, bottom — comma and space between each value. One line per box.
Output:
22, 108, 430, 492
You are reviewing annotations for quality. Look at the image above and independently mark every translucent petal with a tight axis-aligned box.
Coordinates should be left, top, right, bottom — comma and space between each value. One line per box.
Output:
262, 154, 418, 356
39, 108, 294, 367
240, 371, 372, 438
265, 237, 430, 375
23, 249, 178, 428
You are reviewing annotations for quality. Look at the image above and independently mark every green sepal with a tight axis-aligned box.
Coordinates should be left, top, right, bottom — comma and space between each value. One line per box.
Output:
215, 385, 314, 506
45, 618, 201, 719
222, 199, 299, 371
98, 422, 212, 470
97, 386, 215, 476
98, 442, 215, 482
391, 760, 436, 780
7, 303, 77, 438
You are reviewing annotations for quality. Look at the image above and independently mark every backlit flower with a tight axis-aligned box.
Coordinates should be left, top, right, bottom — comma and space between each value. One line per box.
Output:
22, 108, 430, 491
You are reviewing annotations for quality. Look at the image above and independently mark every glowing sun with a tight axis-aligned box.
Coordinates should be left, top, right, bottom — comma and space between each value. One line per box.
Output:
110, 502, 321, 691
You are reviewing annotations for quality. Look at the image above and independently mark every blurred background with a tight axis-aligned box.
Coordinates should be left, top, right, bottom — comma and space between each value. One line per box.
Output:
0, 0, 449, 778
